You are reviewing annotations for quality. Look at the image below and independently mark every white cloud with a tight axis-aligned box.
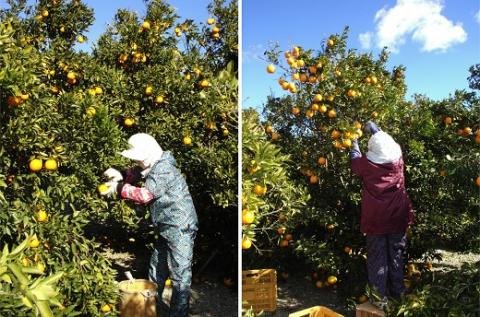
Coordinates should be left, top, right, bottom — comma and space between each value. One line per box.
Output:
372, 0, 467, 53
242, 44, 265, 63
475, 10, 480, 24
359, 32, 373, 49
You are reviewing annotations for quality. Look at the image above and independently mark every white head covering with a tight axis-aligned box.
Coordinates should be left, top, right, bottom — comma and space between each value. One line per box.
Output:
120, 133, 163, 170
366, 131, 402, 164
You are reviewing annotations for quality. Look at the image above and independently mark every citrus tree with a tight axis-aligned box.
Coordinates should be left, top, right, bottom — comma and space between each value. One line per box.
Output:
1, 0, 238, 315
257, 27, 479, 308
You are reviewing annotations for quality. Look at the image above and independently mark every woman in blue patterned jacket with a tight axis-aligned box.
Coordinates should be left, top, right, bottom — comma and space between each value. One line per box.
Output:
102, 133, 198, 317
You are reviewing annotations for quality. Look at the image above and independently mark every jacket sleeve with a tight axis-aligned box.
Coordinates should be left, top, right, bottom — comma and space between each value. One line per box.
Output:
145, 168, 173, 199
120, 183, 155, 205
350, 157, 364, 177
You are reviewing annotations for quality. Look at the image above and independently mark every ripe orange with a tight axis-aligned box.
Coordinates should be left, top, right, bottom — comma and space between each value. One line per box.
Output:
292, 46, 300, 58
284, 234, 293, 241
182, 136, 192, 146
309, 66, 317, 74
327, 275, 337, 285
200, 79, 209, 88
265, 125, 273, 134
327, 224, 334, 231
327, 39, 334, 47
44, 159, 58, 171
66, 71, 76, 80
354, 121, 362, 129
289, 83, 297, 93
142, 21, 151, 30
266, 64, 276, 74
291, 107, 300, 116
145, 85, 153, 96
292, 73, 300, 81
443, 116, 452, 125
317, 157, 326, 165
97, 183, 110, 194
29, 159, 43, 172
277, 227, 286, 235
475, 176, 480, 187
475, 134, 480, 144
309, 175, 319, 184
100, 304, 112, 313
279, 239, 289, 248
370, 76, 378, 84
20, 93, 29, 101
278, 213, 287, 222
207, 18, 215, 25
41, 9, 49, 17
271, 132, 281, 141
311, 103, 319, 111
315, 281, 323, 288
242, 210, 255, 224
77, 35, 85, 43
327, 109, 336, 118
347, 89, 357, 98
29, 237, 40, 248
124, 118, 135, 127
155, 96, 164, 104
344, 246, 352, 254
297, 59, 305, 67
86, 107, 96, 117
331, 130, 341, 139
313, 94, 323, 103
342, 139, 352, 148
95, 86, 103, 95
253, 184, 267, 196
165, 278, 172, 286
281, 81, 290, 90
371, 111, 378, 119
300, 74, 307, 82
242, 238, 252, 249
319, 104, 327, 113
305, 110, 314, 119
308, 75, 316, 83
462, 127, 472, 136
36, 210, 48, 222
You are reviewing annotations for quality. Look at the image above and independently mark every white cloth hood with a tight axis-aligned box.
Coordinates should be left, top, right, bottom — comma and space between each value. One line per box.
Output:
366, 131, 402, 164
120, 133, 163, 170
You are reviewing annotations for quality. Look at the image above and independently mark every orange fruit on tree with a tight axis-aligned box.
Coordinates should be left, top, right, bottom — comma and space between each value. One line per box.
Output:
124, 118, 135, 127
66, 71, 76, 80
165, 278, 172, 286
207, 18, 215, 25
308, 75, 317, 83
443, 116, 452, 125
281, 81, 290, 90
98, 183, 110, 194
242, 237, 252, 250
265, 125, 273, 134
100, 304, 112, 313
315, 281, 323, 288
311, 103, 319, 111
142, 20, 151, 30
278, 213, 287, 222
462, 127, 472, 136
313, 94, 323, 103
284, 234, 293, 241
277, 227, 286, 235
267, 64, 276, 74
327, 275, 337, 285
370, 76, 378, 84
342, 139, 352, 148
95, 86, 103, 95
344, 246, 352, 254
327, 39, 334, 47
347, 89, 357, 98
319, 104, 327, 113
36, 210, 48, 222
44, 158, 58, 171
327, 224, 334, 231
331, 130, 341, 139
200, 79, 209, 88
182, 136, 192, 146
358, 295, 368, 303
155, 96, 164, 104
291, 107, 300, 116
29, 159, 43, 172
289, 83, 297, 93
279, 239, 289, 248
297, 59, 305, 67
475, 176, 480, 187
253, 184, 267, 196
305, 110, 314, 119
300, 73, 307, 82
317, 157, 326, 166
242, 209, 255, 224
309, 66, 317, 74
354, 121, 362, 129
271, 132, 281, 141
371, 111, 378, 118
86, 107, 96, 117
29, 237, 40, 248
20, 93, 29, 101
145, 85, 153, 96
476, 134, 480, 144
77, 35, 85, 43
292, 73, 300, 81
292, 46, 300, 58
327, 109, 336, 118
309, 175, 319, 184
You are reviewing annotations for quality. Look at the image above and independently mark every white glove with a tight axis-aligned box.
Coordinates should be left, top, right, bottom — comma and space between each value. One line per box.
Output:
104, 168, 123, 182
100, 181, 119, 198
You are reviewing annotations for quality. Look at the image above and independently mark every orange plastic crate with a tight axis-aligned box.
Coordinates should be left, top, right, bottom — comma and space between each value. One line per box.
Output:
242, 269, 277, 312
288, 306, 344, 317
355, 302, 386, 317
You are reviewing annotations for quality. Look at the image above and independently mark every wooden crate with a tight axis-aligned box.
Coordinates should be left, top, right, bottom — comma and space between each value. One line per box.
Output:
355, 302, 386, 317
242, 269, 277, 312
289, 306, 344, 317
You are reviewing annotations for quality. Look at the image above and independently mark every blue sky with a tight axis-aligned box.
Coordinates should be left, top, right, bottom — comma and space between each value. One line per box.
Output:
242, 0, 480, 109
0, 0, 212, 51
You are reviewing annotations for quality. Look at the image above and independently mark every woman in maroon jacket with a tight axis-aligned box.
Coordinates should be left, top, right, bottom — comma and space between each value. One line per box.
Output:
350, 122, 414, 307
